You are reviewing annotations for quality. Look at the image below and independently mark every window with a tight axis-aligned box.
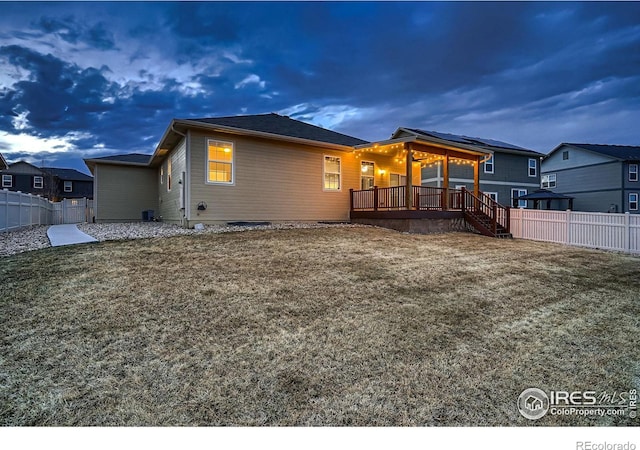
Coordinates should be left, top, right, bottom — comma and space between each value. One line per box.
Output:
512, 188, 527, 208
360, 161, 374, 190
33, 176, 43, 189
630, 164, 638, 182
64, 181, 73, 192
484, 155, 494, 174
542, 173, 556, 189
323, 155, 341, 191
390, 173, 406, 187
207, 140, 234, 184
562, 150, 569, 160
2, 174, 12, 188
528, 158, 537, 177
160, 165, 164, 185
485, 192, 498, 202
630, 193, 639, 211
167, 157, 172, 191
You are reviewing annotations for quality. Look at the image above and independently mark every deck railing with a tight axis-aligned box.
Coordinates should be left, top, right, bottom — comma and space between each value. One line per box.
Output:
460, 188, 510, 235
350, 186, 462, 211
350, 186, 511, 236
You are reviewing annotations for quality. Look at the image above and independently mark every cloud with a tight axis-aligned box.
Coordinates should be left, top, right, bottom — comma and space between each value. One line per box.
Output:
33, 15, 116, 50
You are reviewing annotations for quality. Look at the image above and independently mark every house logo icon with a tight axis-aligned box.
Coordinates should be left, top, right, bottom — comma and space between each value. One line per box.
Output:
518, 388, 550, 420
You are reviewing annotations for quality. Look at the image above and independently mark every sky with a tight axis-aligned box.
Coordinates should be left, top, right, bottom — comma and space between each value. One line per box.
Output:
0, 1, 639, 174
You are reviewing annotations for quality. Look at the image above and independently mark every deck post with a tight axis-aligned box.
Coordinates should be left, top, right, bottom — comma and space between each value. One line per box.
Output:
404, 143, 413, 210
442, 153, 450, 210
461, 186, 466, 212
473, 156, 481, 198
349, 188, 354, 211
373, 186, 378, 211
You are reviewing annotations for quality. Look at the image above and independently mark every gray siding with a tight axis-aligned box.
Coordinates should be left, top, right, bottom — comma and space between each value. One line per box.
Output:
94, 164, 158, 222
543, 161, 622, 193
421, 151, 540, 207
543, 144, 614, 172
158, 138, 187, 224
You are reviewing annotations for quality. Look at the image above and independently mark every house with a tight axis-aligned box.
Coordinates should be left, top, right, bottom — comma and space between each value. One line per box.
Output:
541, 143, 640, 213
413, 129, 544, 208
0, 153, 7, 170
0, 161, 93, 201
88, 113, 518, 233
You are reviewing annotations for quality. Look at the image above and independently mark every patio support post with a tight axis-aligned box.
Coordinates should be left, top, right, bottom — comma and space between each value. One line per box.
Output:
404, 142, 413, 210
442, 152, 450, 210
473, 156, 481, 198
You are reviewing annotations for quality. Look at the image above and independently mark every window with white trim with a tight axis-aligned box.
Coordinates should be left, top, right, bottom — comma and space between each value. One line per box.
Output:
207, 140, 234, 184
512, 188, 527, 208
323, 155, 341, 191
2, 174, 12, 188
63, 181, 73, 192
484, 155, 494, 174
630, 193, 639, 211
528, 158, 537, 177
629, 164, 638, 182
360, 161, 374, 190
541, 173, 556, 189
33, 176, 43, 189
389, 173, 406, 187
167, 157, 172, 191
160, 165, 164, 185
485, 192, 498, 202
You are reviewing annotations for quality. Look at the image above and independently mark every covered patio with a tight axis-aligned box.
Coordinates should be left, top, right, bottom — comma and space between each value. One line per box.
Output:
349, 134, 512, 237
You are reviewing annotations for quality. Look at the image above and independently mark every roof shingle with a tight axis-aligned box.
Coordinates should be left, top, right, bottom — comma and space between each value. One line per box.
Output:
563, 143, 640, 161
187, 113, 368, 147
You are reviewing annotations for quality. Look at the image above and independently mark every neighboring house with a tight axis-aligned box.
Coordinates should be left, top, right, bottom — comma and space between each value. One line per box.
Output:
41, 167, 94, 201
0, 153, 7, 170
0, 161, 93, 201
85, 113, 497, 226
542, 143, 640, 213
412, 129, 544, 207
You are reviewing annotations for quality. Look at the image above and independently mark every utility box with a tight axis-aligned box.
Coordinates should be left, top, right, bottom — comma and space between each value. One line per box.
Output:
142, 210, 154, 222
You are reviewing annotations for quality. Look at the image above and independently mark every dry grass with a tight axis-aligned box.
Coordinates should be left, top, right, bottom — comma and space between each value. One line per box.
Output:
1, 227, 639, 426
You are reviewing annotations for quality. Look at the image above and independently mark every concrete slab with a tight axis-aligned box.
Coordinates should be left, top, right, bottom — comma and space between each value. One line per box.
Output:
47, 224, 98, 247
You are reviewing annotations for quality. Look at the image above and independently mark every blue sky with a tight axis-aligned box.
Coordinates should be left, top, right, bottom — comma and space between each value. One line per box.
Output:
1, 1, 639, 174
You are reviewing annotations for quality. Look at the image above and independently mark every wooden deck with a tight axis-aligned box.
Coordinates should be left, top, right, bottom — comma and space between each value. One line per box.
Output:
350, 186, 511, 238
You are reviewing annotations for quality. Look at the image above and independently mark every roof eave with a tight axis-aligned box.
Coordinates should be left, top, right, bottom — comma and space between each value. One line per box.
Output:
173, 118, 359, 150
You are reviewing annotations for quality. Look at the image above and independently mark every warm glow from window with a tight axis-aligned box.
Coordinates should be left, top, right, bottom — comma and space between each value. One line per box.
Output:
208, 140, 234, 184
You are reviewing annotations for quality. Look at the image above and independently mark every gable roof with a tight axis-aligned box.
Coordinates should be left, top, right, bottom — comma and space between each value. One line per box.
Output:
0, 153, 7, 170
549, 143, 640, 161
395, 128, 544, 157
83, 153, 152, 174
41, 167, 93, 181
186, 113, 368, 147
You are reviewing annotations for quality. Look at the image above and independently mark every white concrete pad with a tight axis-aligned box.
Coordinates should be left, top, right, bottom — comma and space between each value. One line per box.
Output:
47, 224, 98, 247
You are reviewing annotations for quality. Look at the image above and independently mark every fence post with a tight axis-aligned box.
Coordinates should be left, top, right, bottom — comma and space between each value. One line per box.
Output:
624, 212, 630, 253
3, 189, 8, 232
566, 209, 572, 245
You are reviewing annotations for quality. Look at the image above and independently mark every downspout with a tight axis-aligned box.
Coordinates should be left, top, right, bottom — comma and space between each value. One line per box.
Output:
170, 123, 188, 227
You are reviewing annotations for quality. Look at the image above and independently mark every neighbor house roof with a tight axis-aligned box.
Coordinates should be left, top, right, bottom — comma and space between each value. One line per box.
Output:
395, 128, 545, 157
0, 152, 7, 170
41, 167, 93, 181
548, 143, 640, 161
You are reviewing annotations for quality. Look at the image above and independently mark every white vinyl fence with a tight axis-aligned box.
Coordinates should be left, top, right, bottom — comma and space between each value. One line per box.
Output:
511, 208, 640, 254
0, 189, 93, 232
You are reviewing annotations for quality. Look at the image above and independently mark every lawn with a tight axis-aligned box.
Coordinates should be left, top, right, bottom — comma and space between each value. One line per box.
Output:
1, 227, 639, 426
